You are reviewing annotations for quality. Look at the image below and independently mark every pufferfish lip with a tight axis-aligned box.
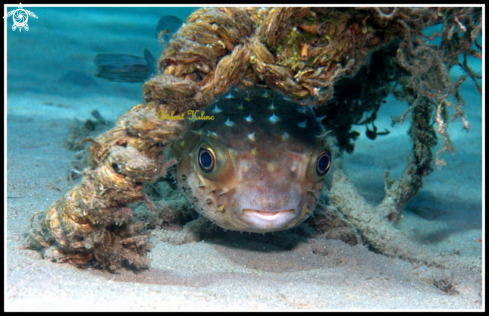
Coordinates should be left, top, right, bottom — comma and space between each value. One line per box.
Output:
242, 209, 295, 220
240, 208, 299, 230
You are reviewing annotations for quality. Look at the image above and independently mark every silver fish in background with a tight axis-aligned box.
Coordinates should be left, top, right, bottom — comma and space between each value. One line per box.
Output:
93, 49, 157, 82
93, 15, 183, 82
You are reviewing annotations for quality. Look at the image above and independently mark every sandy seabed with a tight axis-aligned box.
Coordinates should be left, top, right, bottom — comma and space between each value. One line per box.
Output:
5, 7, 483, 311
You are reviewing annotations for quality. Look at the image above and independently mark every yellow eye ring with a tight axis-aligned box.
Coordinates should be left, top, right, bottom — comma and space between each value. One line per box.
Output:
198, 147, 216, 173
316, 151, 331, 176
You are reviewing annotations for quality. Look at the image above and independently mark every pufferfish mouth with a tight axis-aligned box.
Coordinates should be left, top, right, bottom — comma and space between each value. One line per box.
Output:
243, 209, 295, 220
234, 188, 304, 231
240, 208, 299, 231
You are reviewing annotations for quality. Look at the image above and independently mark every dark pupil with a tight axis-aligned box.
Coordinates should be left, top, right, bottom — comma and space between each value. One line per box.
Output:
316, 153, 330, 176
199, 148, 214, 172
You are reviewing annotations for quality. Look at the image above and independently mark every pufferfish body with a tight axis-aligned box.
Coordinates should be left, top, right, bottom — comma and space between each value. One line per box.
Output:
166, 88, 332, 233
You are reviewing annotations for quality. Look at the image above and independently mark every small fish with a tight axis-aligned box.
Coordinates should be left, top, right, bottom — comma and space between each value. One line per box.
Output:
94, 15, 184, 83
94, 49, 157, 82
155, 15, 184, 40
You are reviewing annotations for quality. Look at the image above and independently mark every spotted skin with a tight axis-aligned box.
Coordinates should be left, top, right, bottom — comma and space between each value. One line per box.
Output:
167, 88, 332, 233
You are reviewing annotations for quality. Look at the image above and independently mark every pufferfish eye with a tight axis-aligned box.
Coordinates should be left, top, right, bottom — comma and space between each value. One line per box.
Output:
198, 147, 216, 173
316, 151, 331, 176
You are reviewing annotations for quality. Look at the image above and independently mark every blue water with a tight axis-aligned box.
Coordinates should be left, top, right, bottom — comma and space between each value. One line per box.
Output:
6, 7, 197, 100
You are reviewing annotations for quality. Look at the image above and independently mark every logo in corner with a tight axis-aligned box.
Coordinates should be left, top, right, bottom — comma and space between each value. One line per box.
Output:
5, 3, 38, 32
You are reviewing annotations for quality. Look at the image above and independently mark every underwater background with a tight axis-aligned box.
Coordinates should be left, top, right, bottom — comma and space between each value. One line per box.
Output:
6, 6, 483, 310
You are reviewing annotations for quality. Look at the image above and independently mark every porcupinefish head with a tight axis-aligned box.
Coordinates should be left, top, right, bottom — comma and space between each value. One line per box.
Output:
167, 88, 333, 233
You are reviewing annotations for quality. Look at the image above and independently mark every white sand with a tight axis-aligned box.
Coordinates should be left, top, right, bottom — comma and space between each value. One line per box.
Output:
5, 6, 483, 311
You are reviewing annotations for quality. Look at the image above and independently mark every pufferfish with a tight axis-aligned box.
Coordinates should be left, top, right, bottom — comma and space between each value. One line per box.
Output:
166, 88, 333, 233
